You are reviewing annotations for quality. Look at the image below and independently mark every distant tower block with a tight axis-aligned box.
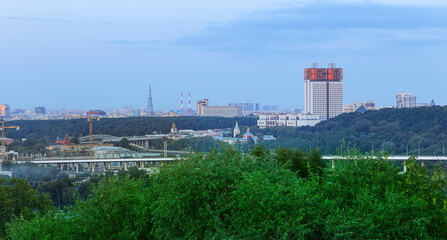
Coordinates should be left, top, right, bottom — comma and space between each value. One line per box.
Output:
303, 63, 344, 121
147, 85, 154, 116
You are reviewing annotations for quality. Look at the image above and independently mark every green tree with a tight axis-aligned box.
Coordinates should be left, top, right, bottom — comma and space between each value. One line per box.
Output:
119, 138, 130, 149
0, 178, 53, 237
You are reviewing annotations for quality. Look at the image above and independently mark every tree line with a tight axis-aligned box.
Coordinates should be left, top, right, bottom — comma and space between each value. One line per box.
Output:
3, 106, 447, 155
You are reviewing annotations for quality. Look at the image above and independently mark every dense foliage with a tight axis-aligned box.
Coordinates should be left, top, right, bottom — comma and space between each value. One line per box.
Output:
5, 146, 447, 239
255, 106, 447, 155
2, 106, 447, 155
0, 178, 53, 238
4, 116, 256, 141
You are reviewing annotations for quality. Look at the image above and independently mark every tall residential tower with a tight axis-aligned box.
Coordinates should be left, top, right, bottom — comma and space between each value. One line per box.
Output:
304, 63, 343, 121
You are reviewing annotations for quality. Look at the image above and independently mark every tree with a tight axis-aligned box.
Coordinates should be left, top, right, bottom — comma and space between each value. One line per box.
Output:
119, 138, 130, 149
0, 178, 53, 237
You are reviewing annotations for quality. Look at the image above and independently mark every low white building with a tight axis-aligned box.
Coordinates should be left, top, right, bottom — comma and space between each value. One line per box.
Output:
257, 114, 320, 128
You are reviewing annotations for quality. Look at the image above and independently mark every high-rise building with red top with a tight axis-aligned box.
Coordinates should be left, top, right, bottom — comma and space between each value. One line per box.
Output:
304, 63, 343, 121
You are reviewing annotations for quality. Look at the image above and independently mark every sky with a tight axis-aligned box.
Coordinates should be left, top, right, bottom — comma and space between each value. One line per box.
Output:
1, 0, 446, 111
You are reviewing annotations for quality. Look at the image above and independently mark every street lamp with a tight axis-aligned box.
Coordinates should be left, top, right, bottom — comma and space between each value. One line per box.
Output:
418, 140, 422, 156
403, 139, 409, 156
442, 140, 445, 156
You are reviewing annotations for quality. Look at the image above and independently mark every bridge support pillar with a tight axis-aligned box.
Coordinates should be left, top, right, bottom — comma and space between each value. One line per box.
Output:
331, 160, 335, 169
59, 163, 63, 172
103, 162, 107, 171
91, 163, 95, 173
76, 163, 79, 173
421, 160, 425, 167
119, 162, 122, 170
108, 162, 111, 170
403, 160, 407, 173
124, 162, 128, 171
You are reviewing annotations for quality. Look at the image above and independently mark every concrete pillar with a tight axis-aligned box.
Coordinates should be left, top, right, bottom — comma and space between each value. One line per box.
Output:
103, 162, 107, 171
421, 160, 425, 167
108, 162, 111, 170
60, 163, 63, 172
124, 162, 128, 170
331, 160, 335, 169
119, 162, 122, 170
76, 163, 79, 173
403, 160, 407, 173
92, 163, 95, 173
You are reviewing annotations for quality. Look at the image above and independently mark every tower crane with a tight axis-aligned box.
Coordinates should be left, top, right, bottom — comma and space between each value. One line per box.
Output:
61, 113, 100, 159
0, 121, 19, 171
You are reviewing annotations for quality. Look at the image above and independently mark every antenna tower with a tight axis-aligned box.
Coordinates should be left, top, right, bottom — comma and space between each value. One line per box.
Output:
147, 85, 154, 116
180, 93, 184, 112
188, 93, 191, 115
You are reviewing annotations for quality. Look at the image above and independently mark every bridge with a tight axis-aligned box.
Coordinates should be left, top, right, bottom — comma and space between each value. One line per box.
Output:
79, 134, 165, 149
16, 157, 175, 173
14, 155, 446, 173
322, 155, 447, 172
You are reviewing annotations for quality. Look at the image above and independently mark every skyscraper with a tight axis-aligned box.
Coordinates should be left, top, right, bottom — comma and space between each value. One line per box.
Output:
147, 85, 154, 116
304, 63, 343, 121
0, 104, 11, 117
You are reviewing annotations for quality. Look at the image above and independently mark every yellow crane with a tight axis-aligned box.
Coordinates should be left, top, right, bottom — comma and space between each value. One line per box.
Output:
0, 121, 19, 170
61, 113, 100, 158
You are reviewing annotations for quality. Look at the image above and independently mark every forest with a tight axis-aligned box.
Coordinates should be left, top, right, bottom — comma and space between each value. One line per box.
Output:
2, 106, 447, 155
254, 106, 447, 155
1, 146, 446, 239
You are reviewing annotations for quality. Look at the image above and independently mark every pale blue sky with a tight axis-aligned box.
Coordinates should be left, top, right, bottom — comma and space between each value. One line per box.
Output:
1, 0, 446, 111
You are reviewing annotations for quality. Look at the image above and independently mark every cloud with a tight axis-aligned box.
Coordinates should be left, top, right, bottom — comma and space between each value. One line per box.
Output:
106, 2, 447, 55
5, 16, 70, 23
169, 2, 447, 55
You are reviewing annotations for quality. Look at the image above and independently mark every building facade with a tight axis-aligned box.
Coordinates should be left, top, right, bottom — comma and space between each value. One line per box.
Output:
396, 92, 416, 108
344, 101, 375, 113
0, 104, 11, 117
35, 106, 47, 114
304, 63, 343, 121
202, 106, 242, 117
196, 98, 209, 116
228, 102, 260, 114
257, 114, 320, 128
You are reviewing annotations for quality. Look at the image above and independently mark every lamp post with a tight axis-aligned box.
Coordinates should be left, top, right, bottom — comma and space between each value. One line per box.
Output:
403, 139, 409, 156
442, 140, 445, 156
418, 140, 422, 156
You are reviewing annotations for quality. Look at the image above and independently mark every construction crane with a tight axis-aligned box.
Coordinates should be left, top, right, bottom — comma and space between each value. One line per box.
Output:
61, 113, 100, 158
0, 121, 19, 171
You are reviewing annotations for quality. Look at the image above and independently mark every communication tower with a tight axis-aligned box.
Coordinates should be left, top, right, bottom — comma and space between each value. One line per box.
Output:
147, 85, 154, 116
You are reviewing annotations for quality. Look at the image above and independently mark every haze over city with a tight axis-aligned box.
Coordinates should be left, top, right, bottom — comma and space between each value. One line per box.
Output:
1, 0, 446, 110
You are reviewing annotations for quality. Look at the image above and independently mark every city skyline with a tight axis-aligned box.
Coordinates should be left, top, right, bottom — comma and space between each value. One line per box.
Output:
2, 1, 447, 110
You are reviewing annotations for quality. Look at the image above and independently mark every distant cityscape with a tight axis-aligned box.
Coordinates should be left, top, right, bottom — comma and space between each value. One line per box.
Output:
0, 63, 438, 124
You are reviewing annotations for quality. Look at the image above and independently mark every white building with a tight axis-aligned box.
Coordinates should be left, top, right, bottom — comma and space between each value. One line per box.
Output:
396, 92, 416, 108
257, 114, 320, 128
303, 64, 344, 121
